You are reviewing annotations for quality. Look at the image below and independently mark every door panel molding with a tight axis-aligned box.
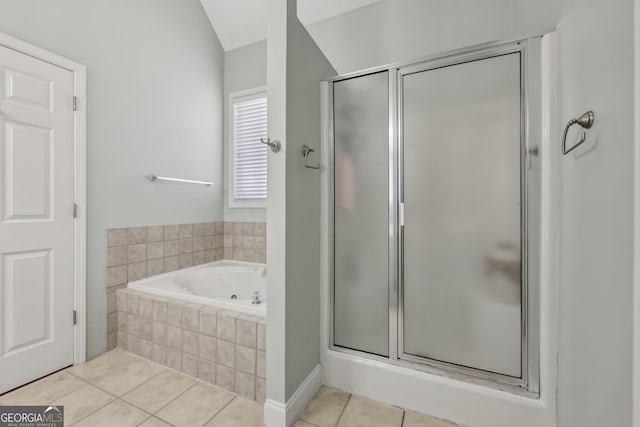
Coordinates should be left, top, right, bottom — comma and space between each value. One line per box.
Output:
0, 31, 86, 367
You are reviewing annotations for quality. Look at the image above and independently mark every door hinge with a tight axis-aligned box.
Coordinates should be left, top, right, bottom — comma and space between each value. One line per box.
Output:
73, 203, 77, 218
73, 96, 77, 112
73, 310, 77, 325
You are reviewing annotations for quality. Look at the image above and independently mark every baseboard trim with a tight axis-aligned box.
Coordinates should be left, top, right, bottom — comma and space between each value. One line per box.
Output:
264, 364, 323, 427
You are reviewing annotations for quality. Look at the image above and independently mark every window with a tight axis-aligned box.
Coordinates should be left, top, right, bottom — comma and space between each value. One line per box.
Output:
229, 88, 268, 207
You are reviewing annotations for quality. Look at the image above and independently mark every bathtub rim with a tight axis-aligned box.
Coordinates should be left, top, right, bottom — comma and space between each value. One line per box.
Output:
127, 259, 267, 317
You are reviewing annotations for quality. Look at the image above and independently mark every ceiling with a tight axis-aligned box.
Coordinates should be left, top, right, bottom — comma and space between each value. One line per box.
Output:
200, 0, 383, 51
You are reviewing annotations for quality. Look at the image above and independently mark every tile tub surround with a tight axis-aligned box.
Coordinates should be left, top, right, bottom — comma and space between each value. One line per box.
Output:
115, 288, 267, 403
105, 221, 266, 350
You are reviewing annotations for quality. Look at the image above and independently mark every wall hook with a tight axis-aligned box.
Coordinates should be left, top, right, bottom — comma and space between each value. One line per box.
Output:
301, 145, 319, 169
562, 111, 595, 155
260, 137, 281, 153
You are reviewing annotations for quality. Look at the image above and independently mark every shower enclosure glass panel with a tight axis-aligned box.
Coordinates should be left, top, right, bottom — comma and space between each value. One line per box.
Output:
401, 53, 522, 377
333, 71, 390, 356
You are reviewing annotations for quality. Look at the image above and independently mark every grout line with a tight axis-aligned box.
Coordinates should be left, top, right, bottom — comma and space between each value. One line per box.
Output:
400, 409, 406, 427
201, 395, 237, 425
334, 393, 352, 426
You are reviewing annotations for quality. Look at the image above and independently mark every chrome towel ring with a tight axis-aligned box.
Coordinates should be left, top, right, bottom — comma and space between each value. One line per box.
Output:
562, 111, 595, 155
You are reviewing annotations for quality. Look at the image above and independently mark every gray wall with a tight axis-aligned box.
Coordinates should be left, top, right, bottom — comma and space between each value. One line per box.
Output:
557, 1, 634, 426
284, 17, 336, 400
223, 40, 267, 223
0, 0, 225, 359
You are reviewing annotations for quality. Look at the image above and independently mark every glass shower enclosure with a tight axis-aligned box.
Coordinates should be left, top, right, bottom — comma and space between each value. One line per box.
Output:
327, 38, 541, 393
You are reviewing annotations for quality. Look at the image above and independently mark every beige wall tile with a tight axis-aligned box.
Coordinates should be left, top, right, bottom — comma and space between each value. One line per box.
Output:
179, 224, 193, 239
118, 332, 128, 350
107, 246, 128, 267
224, 222, 232, 234
166, 348, 182, 371
164, 224, 179, 241
254, 223, 266, 237
232, 248, 244, 260
128, 261, 147, 282
179, 254, 193, 269
127, 315, 139, 335
167, 326, 182, 350
232, 222, 243, 235
257, 322, 266, 351
224, 234, 232, 248
127, 293, 139, 315
205, 222, 216, 236
257, 351, 266, 379
153, 344, 167, 366
148, 258, 164, 277
182, 303, 201, 331
215, 364, 234, 391
156, 383, 234, 427
107, 228, 128, 247
147, 225, 164, 243
243, 222, 255, 236
205, 235, 215, 250
138, 317, 153, 341
256, 378, 266, 404
216, 339, 235, 368
164, 256, 179, 273
236, 345, 256, 375
153, 299, 168, 323
167, 300, 185, 326
199, 307, 218, 336
107, 292, 117, 313
107, 312, 117, 333
117, 290, 128, 312
179, 238, 193, 254
139, 295, 154, 319
182, 330, 199, 355
153, 322, 167, 345
182, 353, 199, 377
193, 251, 205, 265
107, 265, 128, 287
140, 338, 153, 359
128, 227, 148, 245
117, 312, 127, 332
107, 332, 117, 350
128, 244, 147, 263
199, 359, 216, 384
164, 240, 180, 257
223, 248, 233, 259
127, 334, 140, 355
217, 312, 237, 342
205, 250, 216, 263
193, 223, 205, 236
198, 335, 216, 361
235, 371, 256, 400
147, 242, 164, 260
191, 237, 204, 251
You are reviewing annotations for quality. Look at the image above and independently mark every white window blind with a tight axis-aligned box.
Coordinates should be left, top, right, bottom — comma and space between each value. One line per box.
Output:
232, 92, 268, 204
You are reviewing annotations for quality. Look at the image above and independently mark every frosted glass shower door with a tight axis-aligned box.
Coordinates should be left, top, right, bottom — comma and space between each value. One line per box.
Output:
401, 53, 523, 377
333, 71, 389, 356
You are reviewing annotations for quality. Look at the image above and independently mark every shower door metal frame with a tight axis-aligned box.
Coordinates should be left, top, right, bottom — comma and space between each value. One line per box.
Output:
326, 36, 542, 396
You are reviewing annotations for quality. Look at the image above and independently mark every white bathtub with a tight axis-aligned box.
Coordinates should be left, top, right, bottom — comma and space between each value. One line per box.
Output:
128, 260, 266, 316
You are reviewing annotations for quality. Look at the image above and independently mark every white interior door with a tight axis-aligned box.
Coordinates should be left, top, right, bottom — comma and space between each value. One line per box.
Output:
0, 44, 75, 394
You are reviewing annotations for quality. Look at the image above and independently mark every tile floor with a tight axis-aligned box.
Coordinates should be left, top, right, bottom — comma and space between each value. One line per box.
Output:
0, 350, 458, 427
